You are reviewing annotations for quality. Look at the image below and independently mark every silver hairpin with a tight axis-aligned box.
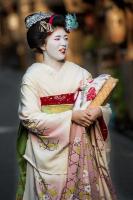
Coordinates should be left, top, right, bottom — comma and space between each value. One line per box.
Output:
25, 12, 53, 29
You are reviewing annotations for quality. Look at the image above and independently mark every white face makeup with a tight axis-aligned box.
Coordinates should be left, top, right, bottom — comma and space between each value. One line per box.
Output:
43, 27, 68, 61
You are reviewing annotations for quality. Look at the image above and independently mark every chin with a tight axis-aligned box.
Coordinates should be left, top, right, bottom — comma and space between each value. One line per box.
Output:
56, 56, 66, 61
60, 58, 65, 61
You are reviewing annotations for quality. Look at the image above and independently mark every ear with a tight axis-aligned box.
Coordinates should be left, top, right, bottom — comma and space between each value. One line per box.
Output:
40, 44, 46, 51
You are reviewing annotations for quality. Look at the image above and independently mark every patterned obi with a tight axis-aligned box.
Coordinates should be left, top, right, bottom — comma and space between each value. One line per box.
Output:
40, 93, 76, 114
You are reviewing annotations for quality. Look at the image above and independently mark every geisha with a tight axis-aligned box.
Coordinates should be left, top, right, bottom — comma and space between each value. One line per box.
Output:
16, 12, 117, 200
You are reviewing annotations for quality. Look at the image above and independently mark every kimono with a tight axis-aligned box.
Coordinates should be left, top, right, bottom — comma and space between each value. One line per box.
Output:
16, 61, 116, 200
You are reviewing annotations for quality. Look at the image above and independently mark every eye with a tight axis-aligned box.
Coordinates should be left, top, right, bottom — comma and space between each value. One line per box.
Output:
54, 38, 60, 41
64, 37, 68, 41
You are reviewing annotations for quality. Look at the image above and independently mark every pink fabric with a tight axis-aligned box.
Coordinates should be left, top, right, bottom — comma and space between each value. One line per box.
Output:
61, 123, 117, 199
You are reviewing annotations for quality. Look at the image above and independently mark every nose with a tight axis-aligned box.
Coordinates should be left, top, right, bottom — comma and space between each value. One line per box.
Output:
60, 38, 68, 47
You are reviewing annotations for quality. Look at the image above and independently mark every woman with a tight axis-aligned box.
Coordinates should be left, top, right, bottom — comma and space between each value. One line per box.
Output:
16, 12, 116, 200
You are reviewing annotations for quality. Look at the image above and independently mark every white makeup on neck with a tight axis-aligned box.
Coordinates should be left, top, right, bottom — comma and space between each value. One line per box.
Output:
42, 27, 69, 71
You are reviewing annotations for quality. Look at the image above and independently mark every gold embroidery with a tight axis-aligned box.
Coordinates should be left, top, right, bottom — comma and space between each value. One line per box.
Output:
41, 104, 73, 114
38, 137, 59, 151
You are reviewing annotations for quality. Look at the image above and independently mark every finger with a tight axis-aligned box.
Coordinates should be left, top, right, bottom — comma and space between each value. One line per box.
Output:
89, 115, 97, 122
84, 116, 94, 123
81, 119, 93, 126
80, 122, 89, 127
83, 122, 92, 127
83, 115, 94, 123
85, 112, 97, 121
78, 119, 88, 127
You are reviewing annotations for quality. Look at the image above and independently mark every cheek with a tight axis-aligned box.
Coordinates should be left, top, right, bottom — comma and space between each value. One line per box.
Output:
47, 40, 59, 50
46, 41, 60, 55
46, 46, 61, 59
47, 42, 59, 55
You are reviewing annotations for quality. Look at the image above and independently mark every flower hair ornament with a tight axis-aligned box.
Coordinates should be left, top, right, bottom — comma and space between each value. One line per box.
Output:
65, 13, 79, 31
25, 12, 78, 32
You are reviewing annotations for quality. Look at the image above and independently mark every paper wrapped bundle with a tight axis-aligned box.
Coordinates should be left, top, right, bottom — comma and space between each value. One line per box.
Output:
77, 75, 119, 110
74, 74, 118, 110
89, 77, 118, 108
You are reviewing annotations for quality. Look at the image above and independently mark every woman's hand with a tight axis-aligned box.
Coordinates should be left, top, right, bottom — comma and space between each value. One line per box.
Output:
72, 110, 94, 127
72, 107, 102, 127
86, 107, 102, 122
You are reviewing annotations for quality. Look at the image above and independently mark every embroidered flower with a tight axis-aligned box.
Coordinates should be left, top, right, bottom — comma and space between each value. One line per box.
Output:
96, 183, 99, 191
74, 137, 81, 146
83, 169, 88, 178
69, 194, 73, 200
87, 87, 96, 101
79, 79, 88, 91
88, 79, 93, 83
84, 184, 91, 193
70, 195, 79, 200
45, 193, 51, 200
38, 138, 59, 151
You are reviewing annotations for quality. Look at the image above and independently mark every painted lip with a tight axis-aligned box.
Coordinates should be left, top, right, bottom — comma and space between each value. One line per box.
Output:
58, 48, 66, 54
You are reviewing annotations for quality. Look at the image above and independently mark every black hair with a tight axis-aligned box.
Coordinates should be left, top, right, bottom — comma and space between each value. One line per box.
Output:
25, 14, 67, 53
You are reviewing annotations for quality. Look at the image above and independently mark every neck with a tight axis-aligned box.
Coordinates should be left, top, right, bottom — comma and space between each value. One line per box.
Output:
43, 52, 65, 71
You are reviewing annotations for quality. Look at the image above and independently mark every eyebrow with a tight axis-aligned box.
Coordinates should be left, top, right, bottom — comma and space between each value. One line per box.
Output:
54, 35, 68, 37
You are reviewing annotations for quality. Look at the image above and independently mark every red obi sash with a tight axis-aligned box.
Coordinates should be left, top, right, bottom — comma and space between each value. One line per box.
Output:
40, 93, 75, 106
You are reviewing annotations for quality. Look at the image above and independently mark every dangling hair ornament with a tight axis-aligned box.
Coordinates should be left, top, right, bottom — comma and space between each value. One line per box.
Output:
65, 13, 78, 31
39, 21, 54, 33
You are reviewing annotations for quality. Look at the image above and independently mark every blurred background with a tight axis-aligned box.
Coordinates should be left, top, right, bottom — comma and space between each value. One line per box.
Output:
0, 0, 133, 199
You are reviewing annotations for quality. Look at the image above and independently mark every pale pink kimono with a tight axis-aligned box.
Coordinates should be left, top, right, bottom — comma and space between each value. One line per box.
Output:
18, 61, 116, 200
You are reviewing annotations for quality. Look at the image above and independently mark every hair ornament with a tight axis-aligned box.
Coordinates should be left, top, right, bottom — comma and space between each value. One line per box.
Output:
65, 13, 78, 31
39, 21, 54, 33
49, 14, 59, 25
25, 12, 53, 29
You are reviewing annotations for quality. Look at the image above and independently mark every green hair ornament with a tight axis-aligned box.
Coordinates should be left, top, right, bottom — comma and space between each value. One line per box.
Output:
65, 13, 78, 31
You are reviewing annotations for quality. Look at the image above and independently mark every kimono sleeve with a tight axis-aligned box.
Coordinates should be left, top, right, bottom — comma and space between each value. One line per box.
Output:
18, 76, 72, 138
100, 104, 112, 126
83, 68, 93, 82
